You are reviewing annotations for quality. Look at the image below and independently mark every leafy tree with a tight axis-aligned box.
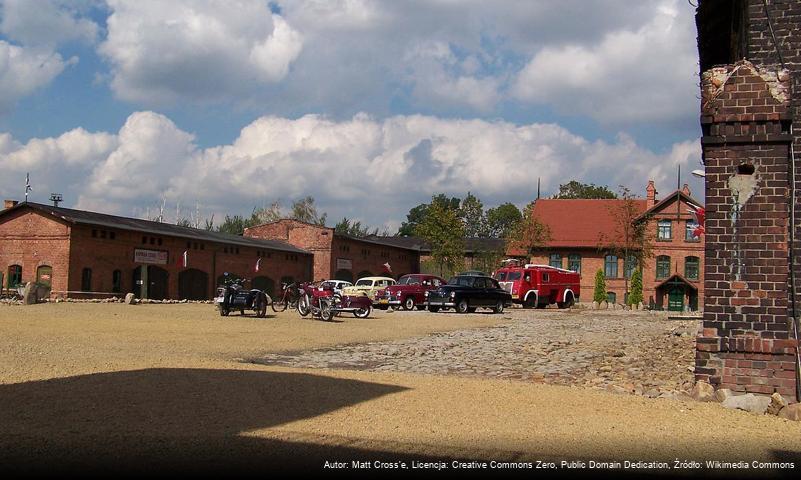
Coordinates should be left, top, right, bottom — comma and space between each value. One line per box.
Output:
506, 202, 551, 255
217, 215, 247, 236
204, 215, 215, 231
176, 218, 192, 227
414, 197, 465, 277
593, 269, 607, 303
291, 196, 327, 225
459, 192, 488, 237
629, 269, 643, 306
553, 181, 617, 199
250, 201, 283, 226
335, 217, 386, 237
398, 194, 460, 236
486, 202, 522, 238
598, 186, 654, 302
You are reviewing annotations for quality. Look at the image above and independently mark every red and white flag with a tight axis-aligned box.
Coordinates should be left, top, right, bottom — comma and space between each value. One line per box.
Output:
254, 257, 262, 273
180, 250, 188, 268
382, 262, 392, 273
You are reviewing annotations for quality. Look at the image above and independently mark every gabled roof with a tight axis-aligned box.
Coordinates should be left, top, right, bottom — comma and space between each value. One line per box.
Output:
635, 190, 704, 221
1, 202, 310, 254
655, 273, 699, 291
527, 198, 648, 249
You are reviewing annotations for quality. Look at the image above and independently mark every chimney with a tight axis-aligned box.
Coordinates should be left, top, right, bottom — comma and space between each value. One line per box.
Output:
646, 180, 657, 209
681, 183, 691, 196
3, 199, 18, 210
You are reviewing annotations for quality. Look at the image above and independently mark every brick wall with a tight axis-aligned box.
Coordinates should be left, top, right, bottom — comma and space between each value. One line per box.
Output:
695, 57, 797, 398
0, 209, 71, 295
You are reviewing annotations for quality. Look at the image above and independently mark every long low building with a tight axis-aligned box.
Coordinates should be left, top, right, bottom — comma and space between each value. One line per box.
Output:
0, 201, 313, 299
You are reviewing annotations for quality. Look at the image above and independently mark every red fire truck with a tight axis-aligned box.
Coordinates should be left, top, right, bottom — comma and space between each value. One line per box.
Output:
492, 261, 580, 309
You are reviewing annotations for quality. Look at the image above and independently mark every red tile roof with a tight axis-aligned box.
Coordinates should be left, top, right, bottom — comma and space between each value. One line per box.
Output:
527, 198, 648, 249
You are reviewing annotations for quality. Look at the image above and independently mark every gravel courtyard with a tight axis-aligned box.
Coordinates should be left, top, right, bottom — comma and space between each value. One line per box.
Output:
1, 303, 799, 475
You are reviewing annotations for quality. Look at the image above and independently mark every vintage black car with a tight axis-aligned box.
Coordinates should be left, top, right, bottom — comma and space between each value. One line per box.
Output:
426, 275, 512, 314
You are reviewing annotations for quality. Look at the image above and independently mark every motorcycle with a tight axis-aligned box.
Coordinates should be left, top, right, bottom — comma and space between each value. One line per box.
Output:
271, 281, 302, 312
215, 273, 271, 318
297, 281, 372, 321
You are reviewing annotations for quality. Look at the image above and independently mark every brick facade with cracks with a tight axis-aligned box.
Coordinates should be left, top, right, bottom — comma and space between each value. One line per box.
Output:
695, 0, 800, 400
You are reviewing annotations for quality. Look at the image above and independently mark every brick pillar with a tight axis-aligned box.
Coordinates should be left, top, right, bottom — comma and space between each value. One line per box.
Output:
695, 60, 798, 400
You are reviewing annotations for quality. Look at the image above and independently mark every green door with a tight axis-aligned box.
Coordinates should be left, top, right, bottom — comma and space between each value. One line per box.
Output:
668, 287, 684, 312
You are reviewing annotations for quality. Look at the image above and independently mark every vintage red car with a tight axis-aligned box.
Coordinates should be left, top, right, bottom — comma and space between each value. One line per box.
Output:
377, 273, 447, 310
493, 263, 580, 308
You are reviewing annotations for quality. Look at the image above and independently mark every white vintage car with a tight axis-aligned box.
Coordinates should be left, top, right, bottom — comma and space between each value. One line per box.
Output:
341, 276, 396, 306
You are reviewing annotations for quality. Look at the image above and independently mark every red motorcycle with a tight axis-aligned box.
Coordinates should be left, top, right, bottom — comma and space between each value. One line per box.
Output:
297, 281, 372, 321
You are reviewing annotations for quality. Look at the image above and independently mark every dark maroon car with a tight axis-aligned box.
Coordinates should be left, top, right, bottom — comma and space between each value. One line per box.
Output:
377, 274, 446, 310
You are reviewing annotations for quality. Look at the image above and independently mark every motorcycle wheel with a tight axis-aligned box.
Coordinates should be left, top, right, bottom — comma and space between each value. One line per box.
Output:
297, 294, 310, 317
353, 305, 372, 319
256, 296, 267, 318
320, 300, 334, 322
272, 296, 287, 312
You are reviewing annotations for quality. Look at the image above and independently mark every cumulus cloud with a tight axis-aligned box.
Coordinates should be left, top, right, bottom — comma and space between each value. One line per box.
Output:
1, 110, 703, 226
98, 0, 303, 104
512, 0, 698, 124
0, 40, 75, 112
0, 0, 99, 47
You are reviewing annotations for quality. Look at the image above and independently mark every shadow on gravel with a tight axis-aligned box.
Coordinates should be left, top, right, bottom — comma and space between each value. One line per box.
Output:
0, 368, 412, 474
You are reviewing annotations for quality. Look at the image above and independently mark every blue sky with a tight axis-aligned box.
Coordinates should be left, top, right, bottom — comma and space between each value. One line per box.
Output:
0, 0, 704, 231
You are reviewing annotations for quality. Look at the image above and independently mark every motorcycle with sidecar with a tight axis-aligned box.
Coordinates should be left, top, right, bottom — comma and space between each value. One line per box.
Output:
215, 273, 271, 318
296, 281, 372, 321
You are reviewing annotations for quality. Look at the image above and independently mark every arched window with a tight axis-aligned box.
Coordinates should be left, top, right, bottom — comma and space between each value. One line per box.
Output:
36, 265, 53, 287
549, 253, 562, 269
604, 255, 618, 278
7, 265, 22, 288
656, 256, 671, 279
112, 270, 122, 293
81, 268, 92, 291
568, 254, 581, 273
685, 256, 700, 280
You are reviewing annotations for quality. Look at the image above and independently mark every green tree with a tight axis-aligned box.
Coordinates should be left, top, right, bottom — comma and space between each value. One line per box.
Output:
506, 202, 551, 255
553, 181, 617, 199
415, 197, 465, 277
398, 194, 461, 236
459, 192, 488, 237
486, 202, 522, 238
217, 214, 247, 236
334, 217, 386, 237
593, 269, 607, 303
629, 269, 643, 306
204, 215, 215, 231
290, 196, 327, 225
250, 201, 283, 226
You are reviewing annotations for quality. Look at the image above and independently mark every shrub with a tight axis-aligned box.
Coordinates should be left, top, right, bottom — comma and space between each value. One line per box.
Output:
628, 269, 643, 306
593, 269, 606, 303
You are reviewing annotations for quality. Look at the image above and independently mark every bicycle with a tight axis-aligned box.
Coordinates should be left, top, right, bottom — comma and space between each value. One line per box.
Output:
271, 282, 301, 312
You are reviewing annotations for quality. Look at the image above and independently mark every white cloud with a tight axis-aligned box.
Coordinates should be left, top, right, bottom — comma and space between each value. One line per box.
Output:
0, 40, 74, 112
99, 0, 303, 104
0, 0, 99, 47
512, 0, 698, 124
1, 110, 702, 226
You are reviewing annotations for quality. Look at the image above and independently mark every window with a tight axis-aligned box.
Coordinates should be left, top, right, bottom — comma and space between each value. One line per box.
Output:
604, 255, 618, 278
7, 265, 22, 288
656, 256, 671, 279
81, 268, 92, 291
685, 256, 700, 280
112, 270, 122, 293
607, 292, 617, 304
36, 265, 52, 287
624, 254, 637, 279
549, 253, 562, 269
657, 220, 672, 240
685, 221, 699, 241
568, 254, 581, 273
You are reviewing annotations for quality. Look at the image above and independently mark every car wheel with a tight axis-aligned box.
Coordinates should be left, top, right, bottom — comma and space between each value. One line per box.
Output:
403, 296, 415, 311
493, 300, 504, 314
558, 294, 575, 309
456, 299, 469, 314
354, 305, 372, 318
428, 306, 440, 313
523, 295, 536, 309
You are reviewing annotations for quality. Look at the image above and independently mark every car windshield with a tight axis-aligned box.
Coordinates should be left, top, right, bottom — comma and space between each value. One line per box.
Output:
355, 279, 373, 286
494, 272, 506, 281
507, 271, 521, 281
397, 275, 421, 285
447, 276, 474, 287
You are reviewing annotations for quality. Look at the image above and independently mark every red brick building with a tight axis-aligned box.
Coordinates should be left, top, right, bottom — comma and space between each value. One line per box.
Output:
694, 0, 799, 400
520, 182, 705, 311
244, 219, 421, 282
0, 201, 312, 300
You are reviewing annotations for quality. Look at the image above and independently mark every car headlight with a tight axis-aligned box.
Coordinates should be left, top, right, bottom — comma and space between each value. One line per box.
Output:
450, 291, 456, 299
424, 291, 429, 298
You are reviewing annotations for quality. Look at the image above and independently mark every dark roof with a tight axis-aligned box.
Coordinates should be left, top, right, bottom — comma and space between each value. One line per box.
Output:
364, 235, 505, 253
3, 202, 310, 254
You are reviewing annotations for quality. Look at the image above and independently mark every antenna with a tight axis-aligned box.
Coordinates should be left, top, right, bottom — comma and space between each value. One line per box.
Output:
49, 193, 62, 207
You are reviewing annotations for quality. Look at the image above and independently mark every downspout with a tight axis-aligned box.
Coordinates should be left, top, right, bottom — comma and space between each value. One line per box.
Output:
790, 124, 801, 402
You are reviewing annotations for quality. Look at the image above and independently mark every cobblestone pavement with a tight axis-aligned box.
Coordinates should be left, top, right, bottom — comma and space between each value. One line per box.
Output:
249, 308, 700, 396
